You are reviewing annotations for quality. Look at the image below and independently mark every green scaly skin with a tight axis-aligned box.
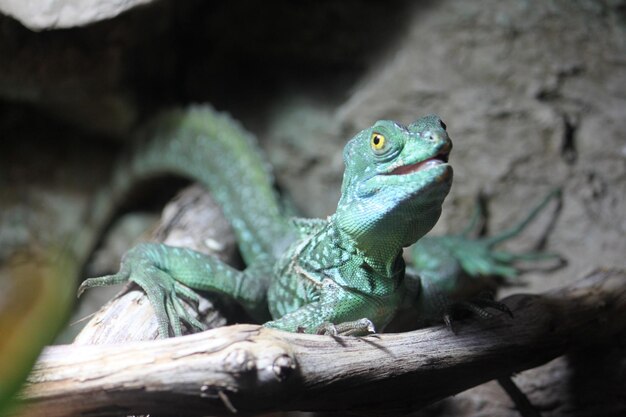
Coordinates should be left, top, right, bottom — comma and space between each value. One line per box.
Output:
79, 107, 452, 336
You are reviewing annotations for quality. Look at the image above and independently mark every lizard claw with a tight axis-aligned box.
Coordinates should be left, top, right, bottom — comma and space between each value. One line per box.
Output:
77, 261, 131, 298
78, 244, 203, 338
443, 292, 512, 332
316, 318, 376, 337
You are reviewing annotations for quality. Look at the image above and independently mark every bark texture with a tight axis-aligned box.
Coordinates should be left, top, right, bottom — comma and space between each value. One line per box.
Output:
19, 270, 626, 417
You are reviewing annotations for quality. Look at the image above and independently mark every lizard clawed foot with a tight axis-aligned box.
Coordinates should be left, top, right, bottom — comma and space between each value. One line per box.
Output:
316, 318, 376, 337
77, 244, 205, 338
443, 293, 512, 331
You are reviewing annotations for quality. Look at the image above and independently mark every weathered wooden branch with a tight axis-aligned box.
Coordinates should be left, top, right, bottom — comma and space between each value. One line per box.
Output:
18, 269, 626, 417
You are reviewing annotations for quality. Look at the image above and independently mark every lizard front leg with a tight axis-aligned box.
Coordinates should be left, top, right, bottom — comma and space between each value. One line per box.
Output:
78, 243, 271, 337
264, 278, 394, 336
406, 270, 511, 330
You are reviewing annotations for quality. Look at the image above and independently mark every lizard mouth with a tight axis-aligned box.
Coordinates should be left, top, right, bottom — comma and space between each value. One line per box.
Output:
387, 150, 450, 175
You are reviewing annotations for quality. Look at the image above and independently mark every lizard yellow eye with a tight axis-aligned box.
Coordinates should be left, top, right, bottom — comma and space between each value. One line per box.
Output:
370, 133, 386, 151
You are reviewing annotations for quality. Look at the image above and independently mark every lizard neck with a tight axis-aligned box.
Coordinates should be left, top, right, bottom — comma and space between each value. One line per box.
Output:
325, 215, 405, 279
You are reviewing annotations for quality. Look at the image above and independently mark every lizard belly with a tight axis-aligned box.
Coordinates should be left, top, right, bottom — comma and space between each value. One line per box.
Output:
266, 231, 324, 320
267, 266, 321, 320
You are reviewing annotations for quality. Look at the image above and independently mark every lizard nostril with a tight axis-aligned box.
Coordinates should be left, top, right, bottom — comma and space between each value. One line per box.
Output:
425, 130, 444, 143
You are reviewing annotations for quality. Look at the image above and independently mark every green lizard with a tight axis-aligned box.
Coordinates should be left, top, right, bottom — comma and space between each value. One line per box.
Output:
78, 106, 453, 336
74, 106, 553, 416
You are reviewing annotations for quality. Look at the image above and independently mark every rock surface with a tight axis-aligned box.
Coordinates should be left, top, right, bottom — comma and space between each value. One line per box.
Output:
0, 0, 154, 31
262, 0, 626, 297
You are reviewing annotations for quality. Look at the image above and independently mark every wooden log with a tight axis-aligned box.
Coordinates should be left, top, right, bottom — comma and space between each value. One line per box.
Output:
17, 269, 626, 417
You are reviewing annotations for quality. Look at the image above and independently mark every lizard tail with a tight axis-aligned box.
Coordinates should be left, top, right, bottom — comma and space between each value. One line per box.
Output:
75, 105, 291, 269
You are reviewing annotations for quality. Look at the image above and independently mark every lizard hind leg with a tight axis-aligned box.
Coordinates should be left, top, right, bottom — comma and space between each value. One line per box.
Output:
459, 193, 487, 237
483, 188, 562, 247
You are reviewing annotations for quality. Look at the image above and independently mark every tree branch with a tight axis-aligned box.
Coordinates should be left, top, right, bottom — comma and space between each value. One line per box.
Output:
18, 269, 626, 417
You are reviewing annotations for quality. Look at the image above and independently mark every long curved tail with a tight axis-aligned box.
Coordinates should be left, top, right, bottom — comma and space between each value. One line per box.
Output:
75, 105, 291, 269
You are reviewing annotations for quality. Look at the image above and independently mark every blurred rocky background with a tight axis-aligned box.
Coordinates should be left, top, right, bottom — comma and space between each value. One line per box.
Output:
0, 0, 625, 416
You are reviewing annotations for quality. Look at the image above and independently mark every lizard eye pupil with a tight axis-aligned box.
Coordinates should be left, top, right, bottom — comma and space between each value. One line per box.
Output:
370, 133, 386, 151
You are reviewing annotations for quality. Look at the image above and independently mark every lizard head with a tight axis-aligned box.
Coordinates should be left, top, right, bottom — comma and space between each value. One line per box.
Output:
335, 115, 453, 258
